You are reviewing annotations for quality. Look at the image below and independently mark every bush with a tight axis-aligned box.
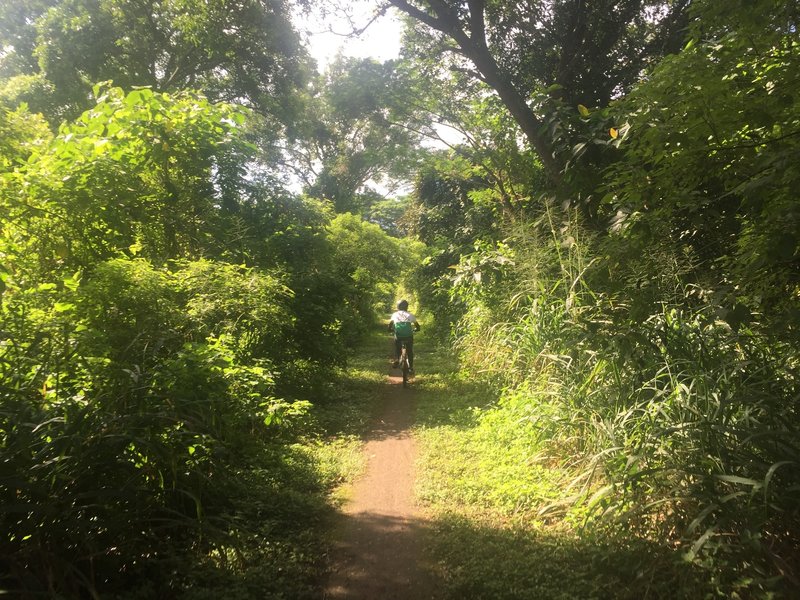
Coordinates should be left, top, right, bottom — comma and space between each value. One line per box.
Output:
0, 257, 313, 597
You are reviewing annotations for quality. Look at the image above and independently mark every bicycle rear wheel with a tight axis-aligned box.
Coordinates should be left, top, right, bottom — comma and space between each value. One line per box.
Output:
401, 346, 409, 387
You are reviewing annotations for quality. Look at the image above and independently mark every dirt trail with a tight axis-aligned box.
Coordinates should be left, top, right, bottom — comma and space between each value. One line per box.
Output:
324, 369, 437, 599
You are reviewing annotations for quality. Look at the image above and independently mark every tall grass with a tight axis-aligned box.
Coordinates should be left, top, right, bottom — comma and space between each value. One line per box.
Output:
444, 203, 800, 596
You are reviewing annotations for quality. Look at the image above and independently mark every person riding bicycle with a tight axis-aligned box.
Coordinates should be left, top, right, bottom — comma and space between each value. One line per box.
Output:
388, 300, 420, 372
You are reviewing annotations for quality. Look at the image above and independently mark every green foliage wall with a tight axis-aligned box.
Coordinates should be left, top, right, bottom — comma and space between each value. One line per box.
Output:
404, 153, 501, 337
603, 0, 800, 337
407, 0, 800, 594
2, 85, 252, 273
0, 82, 415, 596
327, 212, 421, 338
0, 257, 303, 596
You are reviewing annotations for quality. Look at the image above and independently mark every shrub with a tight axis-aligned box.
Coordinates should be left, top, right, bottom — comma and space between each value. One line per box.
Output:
0, 257, 312, 597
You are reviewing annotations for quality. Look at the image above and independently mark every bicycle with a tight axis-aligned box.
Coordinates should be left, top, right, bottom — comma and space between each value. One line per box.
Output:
398, 339, 412, 387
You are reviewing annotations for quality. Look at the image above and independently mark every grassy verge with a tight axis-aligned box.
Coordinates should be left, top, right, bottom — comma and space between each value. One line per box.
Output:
136, 328, 391, 599
412, 340, 709, 599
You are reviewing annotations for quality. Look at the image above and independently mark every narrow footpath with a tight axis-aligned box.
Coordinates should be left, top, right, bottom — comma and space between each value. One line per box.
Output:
324, 363, 437, 599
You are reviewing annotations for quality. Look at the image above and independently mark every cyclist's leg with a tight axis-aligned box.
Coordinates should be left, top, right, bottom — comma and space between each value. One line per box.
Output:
394, 337, 401, 366
407, 337, 414, 369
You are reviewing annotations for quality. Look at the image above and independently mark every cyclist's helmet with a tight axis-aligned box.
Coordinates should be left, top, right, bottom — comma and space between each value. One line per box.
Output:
397, 299, 409, 311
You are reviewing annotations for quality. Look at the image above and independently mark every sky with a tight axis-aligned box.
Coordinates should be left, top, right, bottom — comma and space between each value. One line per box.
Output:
295, 4, 404, 72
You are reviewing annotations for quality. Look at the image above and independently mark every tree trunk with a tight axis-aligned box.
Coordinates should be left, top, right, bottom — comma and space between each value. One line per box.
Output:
388, 0, 563, 187
462, 44, 563, 186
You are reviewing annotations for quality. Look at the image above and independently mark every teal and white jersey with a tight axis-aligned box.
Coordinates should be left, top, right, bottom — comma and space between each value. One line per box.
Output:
390, 310, 416, 324
391, 310, 416, 338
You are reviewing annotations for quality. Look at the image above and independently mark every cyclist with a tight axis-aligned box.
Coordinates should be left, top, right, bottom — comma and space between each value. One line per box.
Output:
388, 299, 420, 371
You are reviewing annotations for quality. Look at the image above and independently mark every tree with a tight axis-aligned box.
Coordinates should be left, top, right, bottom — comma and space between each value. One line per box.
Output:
382, 0, 690, 186
402, 150, 500, 332
327, 212, 419, 336
0, 85, 252, 276
603, 0, 800, 336
366, 195, 410, 236
0, 101, 52, 172
290, 56, 424, 214
0, 0, 311, 125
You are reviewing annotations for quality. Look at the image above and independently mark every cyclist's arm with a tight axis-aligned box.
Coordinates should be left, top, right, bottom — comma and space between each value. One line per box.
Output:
414, 322, 421, 332
388, 320, 395, 333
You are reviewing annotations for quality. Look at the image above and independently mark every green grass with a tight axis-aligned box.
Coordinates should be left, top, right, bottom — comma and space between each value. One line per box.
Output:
425, 513, 714, 600
411, 341, 710, 599
302, 325, 393, 504
414, 339, 565, 522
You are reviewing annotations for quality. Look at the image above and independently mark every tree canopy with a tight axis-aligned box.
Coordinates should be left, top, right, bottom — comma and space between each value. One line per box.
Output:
285, 56, 425, 214
0, 0, 312, 125
386, 0, 690, 184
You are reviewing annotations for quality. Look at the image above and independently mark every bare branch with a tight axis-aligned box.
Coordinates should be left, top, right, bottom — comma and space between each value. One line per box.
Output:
325, 4, 390, 37
387, 0, 444, 31
449, 65, 488, 84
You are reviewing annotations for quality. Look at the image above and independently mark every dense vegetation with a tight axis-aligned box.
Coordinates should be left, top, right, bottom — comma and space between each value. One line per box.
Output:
402, 0, 800, 596
1, 0, 798, 597
0, 3, 415, 594
0, 82, 414, 595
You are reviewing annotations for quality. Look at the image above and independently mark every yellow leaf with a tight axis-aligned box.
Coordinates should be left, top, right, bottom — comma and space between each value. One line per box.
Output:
577, 104, 590, 117
93, 139, 110, 155
610, 127, 619, 139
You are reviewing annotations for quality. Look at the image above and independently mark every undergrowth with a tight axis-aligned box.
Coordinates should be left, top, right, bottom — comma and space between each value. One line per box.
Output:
413, 336, 747, 599
168, 331, 390, 600
0, 317, 383, 599
412, 205, 800, 598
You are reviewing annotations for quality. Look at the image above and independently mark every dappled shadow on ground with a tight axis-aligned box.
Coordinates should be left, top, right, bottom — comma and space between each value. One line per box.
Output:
323, 328, 708, 600
325, 512, 439, 600
402, 341, 710, 598
363, 371, 418, 441
411, 369, 499, 433
324, 340, 440, 599
311, 334, 395, 439
324, 508, 707, 600
325, 327, 704, 599
424, 513, 709, 600
362, 403, 415, 441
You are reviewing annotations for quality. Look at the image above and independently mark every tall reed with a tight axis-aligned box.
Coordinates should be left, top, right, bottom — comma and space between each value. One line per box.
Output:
446, 201, 800, 594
